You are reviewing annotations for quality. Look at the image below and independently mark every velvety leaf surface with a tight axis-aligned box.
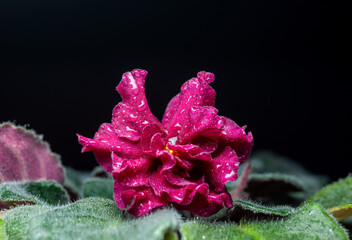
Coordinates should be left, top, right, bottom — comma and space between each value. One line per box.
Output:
83, 178, 114, 200
205, 199, 293, 222
243, 203, 348, 239
2, 197, 181, 240
249, 151, 312, 174
91, 166, 112, 179
305, 175, 352, 209
245, 173, 306, 195
304, 175, 352, 220
181, 204, 348, 240
0, 181, 69, 207
227, 151, 328, 205
63, 167, 90, 198
2, 205, 51, 240
110, 207, 181, 240
181, 221, 255, 240
223, 199, 293, 222
0, 122, 64, 184
0, 219, 5, 240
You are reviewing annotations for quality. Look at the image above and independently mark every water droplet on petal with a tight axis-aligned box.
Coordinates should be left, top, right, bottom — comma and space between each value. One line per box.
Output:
129, 114, 137, 120
126, 126, 138, 133
127, 72, 139, 95
138, 100, 147, 111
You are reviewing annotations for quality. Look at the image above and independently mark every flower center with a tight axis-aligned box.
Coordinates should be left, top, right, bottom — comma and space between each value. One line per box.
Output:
166, 137, 178, 156
165, 144, 174, 155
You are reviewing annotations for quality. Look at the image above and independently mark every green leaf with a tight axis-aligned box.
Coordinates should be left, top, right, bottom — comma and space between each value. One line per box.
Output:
3, 205, 51, 239
305, 175, 352, 209
246, 173, 306, 195
181, 221, 255, 240
231, 151, 328, 205
226, 199, 293, 222
304, 175, 352, 220
181, 204, 348, 240
2, 197, 181, 240
250, 151, 313, 175
243, 203, 348, 239
0, 181, 70, 206
0, 218, 5, 240
112, 207, 181, 240
91, 166, 112, 179
82, 178, 114, 200
63, 167, 90, 198
207, 199, 293, 222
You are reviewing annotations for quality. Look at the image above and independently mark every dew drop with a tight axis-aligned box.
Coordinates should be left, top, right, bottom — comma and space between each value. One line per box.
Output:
127, 72, 139, 95
138, 100, 147, 111
129, 114, 137, 120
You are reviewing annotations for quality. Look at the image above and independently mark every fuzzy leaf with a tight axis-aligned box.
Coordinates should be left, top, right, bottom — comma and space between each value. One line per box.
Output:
63, 167, 90, 198
222, 199, 294, 222
181, 204, 348, 240
0, 218, 5, 240
305, 175, 352, 220
205, 199, 293, 222
305, 175, 352, 209
2, 205, 51, 239
2, 197, 181, 240
0, 181, 70, 207
242, 203, 348, 239
83, 178, 114, 200
0, 122, 64, 184
228, 151, 328, 205
245, 173, 306, 196
91, 166, 112, 179
250, 151, 313, 174
181, 221, 255, 240
249, 152, 327, 191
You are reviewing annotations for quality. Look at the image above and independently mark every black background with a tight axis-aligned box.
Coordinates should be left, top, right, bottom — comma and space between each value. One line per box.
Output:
0, 0, 350, 180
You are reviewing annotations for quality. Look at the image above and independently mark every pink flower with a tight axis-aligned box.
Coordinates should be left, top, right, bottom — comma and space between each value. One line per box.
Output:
77, 69, 253, 217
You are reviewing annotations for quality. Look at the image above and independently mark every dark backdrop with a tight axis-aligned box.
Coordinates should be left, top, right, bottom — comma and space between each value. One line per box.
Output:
0, 0, 350, 180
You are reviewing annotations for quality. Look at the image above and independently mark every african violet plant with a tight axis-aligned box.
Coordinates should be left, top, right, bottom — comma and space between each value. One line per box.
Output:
0, 70, 351, 240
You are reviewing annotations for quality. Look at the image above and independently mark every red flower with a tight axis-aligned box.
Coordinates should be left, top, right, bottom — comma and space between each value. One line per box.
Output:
77, 69, 253, 217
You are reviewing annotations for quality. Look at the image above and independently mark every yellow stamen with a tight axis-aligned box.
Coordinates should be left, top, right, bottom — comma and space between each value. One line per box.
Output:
165, 145, 174, 155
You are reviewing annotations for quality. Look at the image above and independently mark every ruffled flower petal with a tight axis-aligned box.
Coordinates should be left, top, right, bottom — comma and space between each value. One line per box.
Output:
205, 146, 240, 192
77, 123, 143, 173
177, 106, 224, 144
220, 117, 254, 164
167, 141, 216, 162
114, 184, 168, 216
175, 190, 232, 217
112, 70, 163, 142
140, 123, 167, 155
112, 154, 154, 188
162, 72, 216, 138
